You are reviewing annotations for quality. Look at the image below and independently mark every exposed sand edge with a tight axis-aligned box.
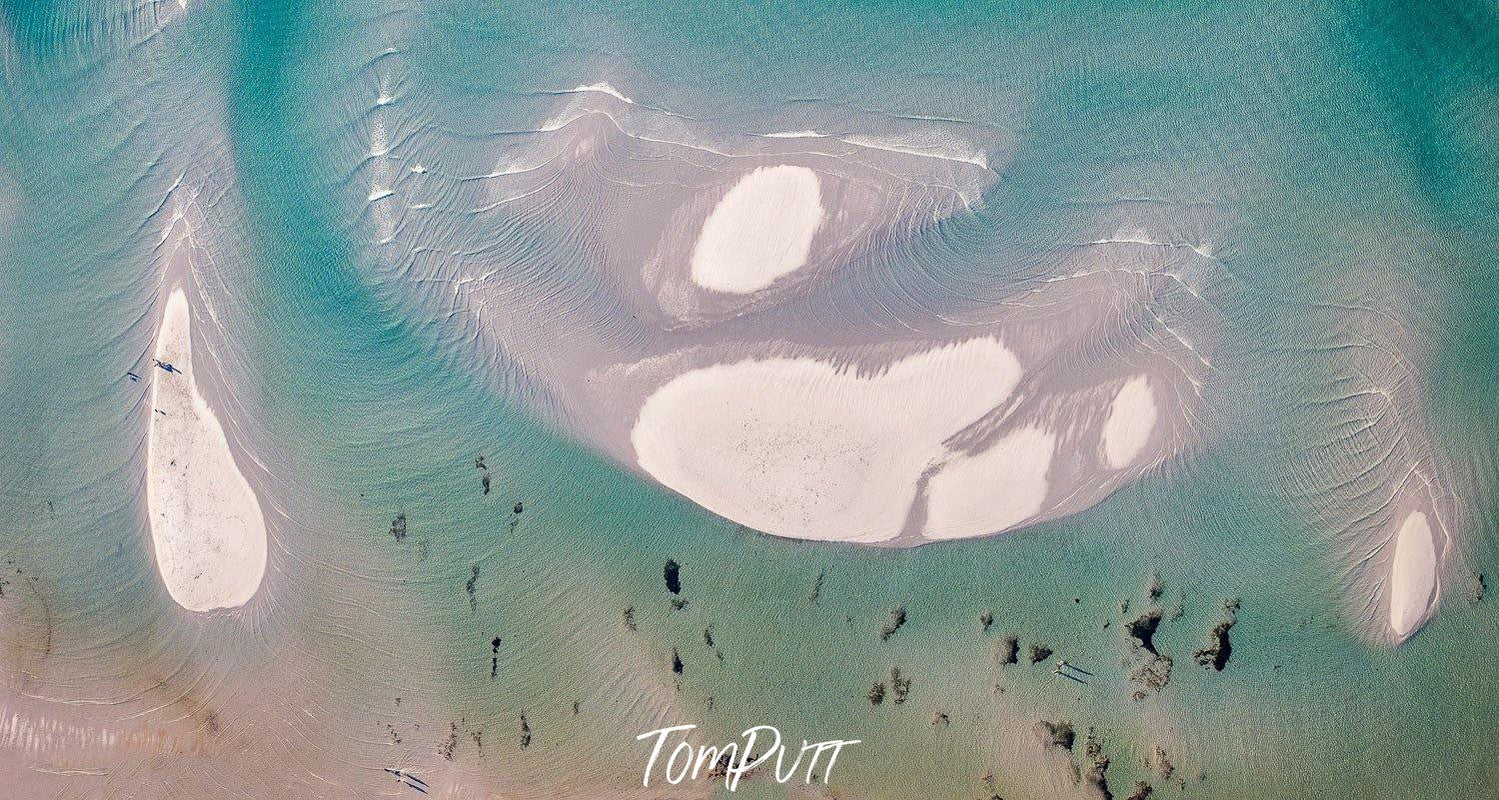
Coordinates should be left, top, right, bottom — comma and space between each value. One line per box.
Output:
689, 164, 825, 294
1101, 374, 1157, 469
1389, 510, 1438, 640
146, 289, 267, 612
924, 425, 1057, 540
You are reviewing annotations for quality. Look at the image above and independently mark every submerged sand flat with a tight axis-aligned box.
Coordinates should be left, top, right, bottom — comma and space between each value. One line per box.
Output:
367, 84, 1219, 545
609, 261, 1216, 545
146, 289, 267, 611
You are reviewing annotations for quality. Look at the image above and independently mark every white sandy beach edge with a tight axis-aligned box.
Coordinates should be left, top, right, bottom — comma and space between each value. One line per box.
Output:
146, 290, 267, 612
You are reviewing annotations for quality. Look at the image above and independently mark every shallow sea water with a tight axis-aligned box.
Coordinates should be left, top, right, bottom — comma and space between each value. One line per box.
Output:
0, 1, 1494, 798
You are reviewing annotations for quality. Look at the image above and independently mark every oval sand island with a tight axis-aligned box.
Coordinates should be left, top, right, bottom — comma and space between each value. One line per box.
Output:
689, 164, 825, 294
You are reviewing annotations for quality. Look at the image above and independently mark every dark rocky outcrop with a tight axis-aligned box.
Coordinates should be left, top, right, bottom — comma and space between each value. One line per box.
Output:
663, 560, 682, 595
1193, 597, 1239, 671
1147, 746, 1174, 781
465, 566, 479, 611
1130, 656, 1172, 695
1026, 642, 1053, 664
1124, 781, 1153, 800
1146, 572, 1163, 602
1033, 719, 1075, 751
1125, 609, 1162, 656
1080, 730, 1112, 800
867, 682, 886, 705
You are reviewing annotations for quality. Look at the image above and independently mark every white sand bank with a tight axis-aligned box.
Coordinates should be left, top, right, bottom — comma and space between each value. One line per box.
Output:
146, 290, 267, 611
924, 425, 1056, 540
689, 165, 825, 294
1100, 374, 1157, 468
631, 338, 1021, 542
1388, 510, 1438, 639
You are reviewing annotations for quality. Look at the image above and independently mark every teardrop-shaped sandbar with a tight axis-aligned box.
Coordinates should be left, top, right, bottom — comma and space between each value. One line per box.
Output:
145, 289, 267, 611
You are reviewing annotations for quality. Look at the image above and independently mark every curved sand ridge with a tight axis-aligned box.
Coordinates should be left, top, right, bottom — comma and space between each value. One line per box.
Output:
146, 290, 267, 611
449, 86, 999, 332
689, 164, 825, 293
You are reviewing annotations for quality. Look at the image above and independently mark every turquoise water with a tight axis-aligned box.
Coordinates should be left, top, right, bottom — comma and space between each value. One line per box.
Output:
0, 1, 1494, 798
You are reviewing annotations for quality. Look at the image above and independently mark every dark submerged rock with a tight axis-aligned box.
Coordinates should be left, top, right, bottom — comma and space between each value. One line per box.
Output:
663, 560, 682, 595
1032, 719, 1075, 751
1125, 609, 1163, 656
997, 634, 1019, 665
889, 667, 911, 704
1026, 642, 1053, 664
390, 514, 407, 542
878, 605, 907, 640
1193, 597, 1239, 671
1147, 746, 1174, 781
1130, 656, 1172, 694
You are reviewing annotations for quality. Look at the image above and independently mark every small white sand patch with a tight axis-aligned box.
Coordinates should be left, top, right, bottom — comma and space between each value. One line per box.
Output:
689, 165, 825, 294
923, 426, 1056, 540
146, 290, 267, 612
631, 338, 1021, 542
1101, 374, 1157, 469
1389, 511, 1437, 639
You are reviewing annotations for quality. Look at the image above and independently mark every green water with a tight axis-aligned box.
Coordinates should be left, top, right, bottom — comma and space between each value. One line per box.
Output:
0, 1, 1493, 798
